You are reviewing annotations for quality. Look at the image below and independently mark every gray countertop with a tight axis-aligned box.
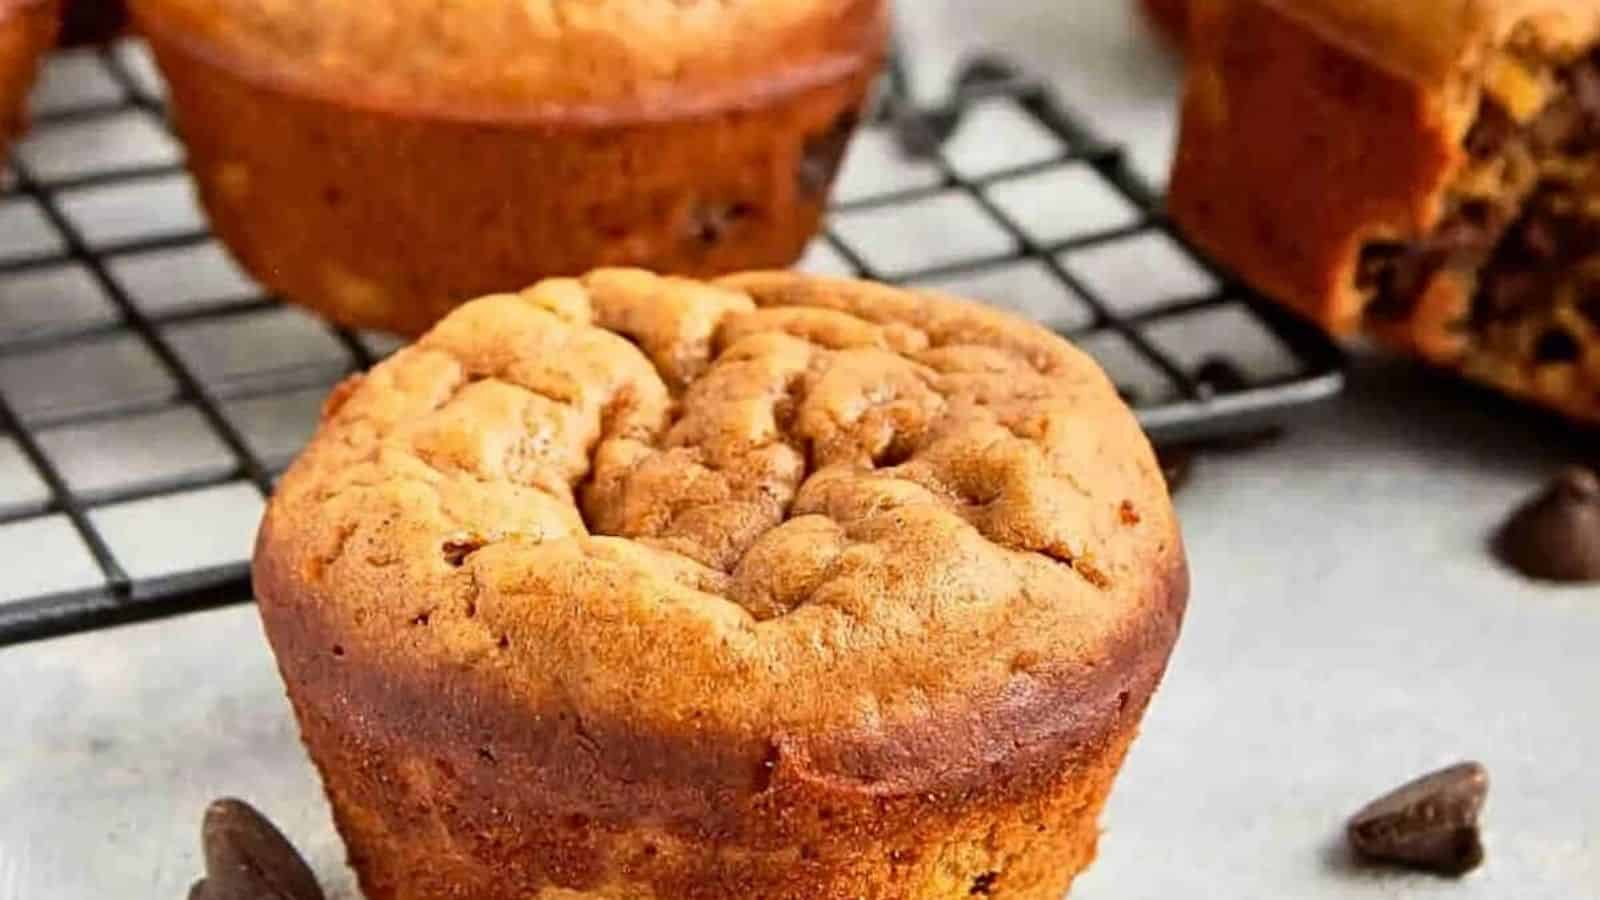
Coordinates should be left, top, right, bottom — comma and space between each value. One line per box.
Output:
3, 4, 1597, 899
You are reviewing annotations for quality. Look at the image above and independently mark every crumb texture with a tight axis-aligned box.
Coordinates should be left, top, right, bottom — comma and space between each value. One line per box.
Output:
256, 271, 1187, 899
1171, 0, 1600, 421
260, 270, 1180, 762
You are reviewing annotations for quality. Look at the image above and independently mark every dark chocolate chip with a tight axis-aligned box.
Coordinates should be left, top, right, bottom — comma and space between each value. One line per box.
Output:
1484, 269, 1546, 321
1495, 467, 1600, 583
1529, 94, 1585, 154
190, 798, 324, 900
1536, 55, 1600, 151
1527, 55, 1600, 153
1347, 761, 1489, 877
797, 110, 860, 198
1356, 243, 1403, 293
1358, 244, 1455, 321
1440, 200, 1503, 243
1465, 101, 1515, 160
1516, 213, 1562, 262
1533, 329, 1582, 364
441, 532, 488, 567
1574, 55, 1600, 115
968, 870, 999, 895
687, 202, 753, 246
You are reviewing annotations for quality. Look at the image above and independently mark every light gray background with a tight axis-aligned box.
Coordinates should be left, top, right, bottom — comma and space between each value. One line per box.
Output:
2, 4, 1597, 899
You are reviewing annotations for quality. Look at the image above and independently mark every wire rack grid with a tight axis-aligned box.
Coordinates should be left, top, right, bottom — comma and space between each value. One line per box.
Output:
0, 43, 1344, 646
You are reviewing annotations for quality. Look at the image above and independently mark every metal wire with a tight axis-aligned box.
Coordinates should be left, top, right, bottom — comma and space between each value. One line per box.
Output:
0, 45, 1344, 646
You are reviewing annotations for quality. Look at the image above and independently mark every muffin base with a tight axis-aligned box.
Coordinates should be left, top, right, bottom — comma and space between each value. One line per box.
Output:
257, 548, 1183, 900
138, 25, 880, 336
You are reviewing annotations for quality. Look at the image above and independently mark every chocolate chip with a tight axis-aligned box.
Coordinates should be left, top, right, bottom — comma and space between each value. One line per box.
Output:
1465, 101, 1516, 160
968, 870, 999, 895
441, 532, 488, 567
1347, 762, 1488, 877
190, 798, 324, 900
1516, 213, 1562, 262
687, 202, 753, 246
1482, 269, 1546, 321
1529, 94, 1584, 154
1533, 328, 1581, 364
1495, 467, 1600, 583
1534, 57, 1600, 153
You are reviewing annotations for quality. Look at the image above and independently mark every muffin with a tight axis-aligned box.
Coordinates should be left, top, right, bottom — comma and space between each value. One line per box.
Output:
0, 0, 57, 164
60, 0, 126, 44
125, 0, 888, 336
1140, 0, 1188, 48
253, 269, 1188, 900
1170, 0, 1600, 423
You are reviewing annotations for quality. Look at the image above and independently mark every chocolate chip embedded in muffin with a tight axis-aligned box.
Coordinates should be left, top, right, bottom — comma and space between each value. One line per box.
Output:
1346, 762, 1488, 877
1169, 1, 1600, 423
253, 269, 1188, 900
1495, 466, 1600, 583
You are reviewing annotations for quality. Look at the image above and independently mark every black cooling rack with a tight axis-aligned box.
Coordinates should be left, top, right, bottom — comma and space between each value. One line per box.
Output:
0, 44, 1344, 647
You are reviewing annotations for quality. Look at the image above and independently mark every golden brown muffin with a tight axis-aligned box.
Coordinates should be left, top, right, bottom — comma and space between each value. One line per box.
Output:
254, 270, 1188, 900
0, 0, 56, 165
125, 0, 887, 337
1171, 0, 1600, 423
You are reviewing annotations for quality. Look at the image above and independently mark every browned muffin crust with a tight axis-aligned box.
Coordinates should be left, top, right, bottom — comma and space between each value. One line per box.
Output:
255, 271, 1186, 899
128, 0, 887, 336
0, 0, 57, 164
1171, 0, 1600, 423
131, 0, 886, 122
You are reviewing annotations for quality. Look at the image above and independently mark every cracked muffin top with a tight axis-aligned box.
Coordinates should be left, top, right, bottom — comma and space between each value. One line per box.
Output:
255, 270, 1185, 788
127, 0, 888, 119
